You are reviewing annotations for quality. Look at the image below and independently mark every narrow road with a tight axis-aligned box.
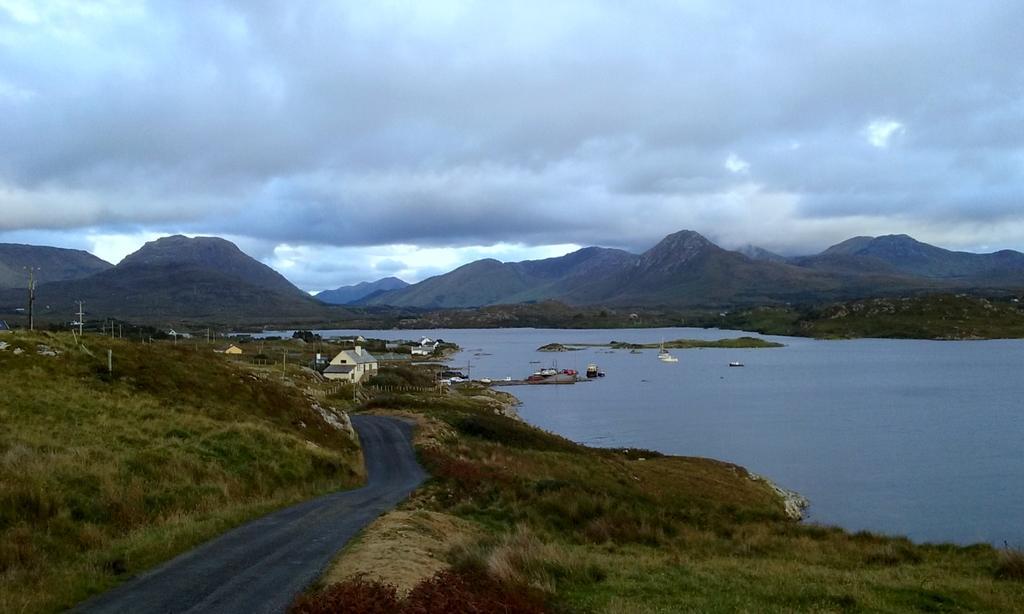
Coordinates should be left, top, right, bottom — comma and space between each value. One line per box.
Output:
76, 415, 427, 614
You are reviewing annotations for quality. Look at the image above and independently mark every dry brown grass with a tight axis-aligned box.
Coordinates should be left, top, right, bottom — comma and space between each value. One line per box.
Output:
322, 510, 480, 594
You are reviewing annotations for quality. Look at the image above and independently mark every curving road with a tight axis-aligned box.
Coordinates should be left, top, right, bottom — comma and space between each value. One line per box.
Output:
75, 415, 427, 614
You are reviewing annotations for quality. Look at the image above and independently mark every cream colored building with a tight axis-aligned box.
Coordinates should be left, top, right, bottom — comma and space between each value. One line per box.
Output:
323, 346, 378, 383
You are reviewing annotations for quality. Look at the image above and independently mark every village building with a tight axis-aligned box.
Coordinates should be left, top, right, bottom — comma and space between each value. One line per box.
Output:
215, 344, 244, 355
410, 336, 439, 356
323, 346, 378, 383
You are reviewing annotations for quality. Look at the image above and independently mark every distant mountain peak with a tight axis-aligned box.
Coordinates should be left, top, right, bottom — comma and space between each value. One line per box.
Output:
641, 230, 717, 267
737, 244, 788, 263
118, 234, 303, 296
121, 235, 242, 266
316, 276, 409, 305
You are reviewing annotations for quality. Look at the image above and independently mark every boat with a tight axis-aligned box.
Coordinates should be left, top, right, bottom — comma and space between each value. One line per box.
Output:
657, 341, 678, 363
728, 361, 744, 367
629, 349, 642, 354
586, 363, 599, 378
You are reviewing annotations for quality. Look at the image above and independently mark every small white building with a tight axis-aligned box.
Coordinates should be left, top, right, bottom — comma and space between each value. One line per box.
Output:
324, 346, 378, 383
410, 337, 440, 356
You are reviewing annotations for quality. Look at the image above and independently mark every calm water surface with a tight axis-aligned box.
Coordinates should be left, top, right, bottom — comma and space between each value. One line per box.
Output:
273, 327, 1024, 546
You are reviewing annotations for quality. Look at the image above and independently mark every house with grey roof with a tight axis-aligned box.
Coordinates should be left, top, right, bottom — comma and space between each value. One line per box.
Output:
323, 346, 378, 383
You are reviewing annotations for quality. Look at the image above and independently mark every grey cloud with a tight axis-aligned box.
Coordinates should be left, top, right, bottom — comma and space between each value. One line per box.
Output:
1, 0, 1023, 261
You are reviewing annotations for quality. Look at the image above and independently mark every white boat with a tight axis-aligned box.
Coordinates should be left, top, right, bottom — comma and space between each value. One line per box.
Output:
729, 361, 744, 367
657, 341, 678, 362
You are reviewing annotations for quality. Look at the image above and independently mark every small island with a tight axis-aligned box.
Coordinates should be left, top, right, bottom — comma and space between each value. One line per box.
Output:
540, 336, 784, 351
610, 336, 784, 349
536, 343, 580, 352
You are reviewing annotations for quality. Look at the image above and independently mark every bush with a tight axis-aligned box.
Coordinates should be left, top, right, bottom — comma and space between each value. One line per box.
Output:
995, 547, 1024, 581
290, 575, 398, 613
290, 569, 547, 613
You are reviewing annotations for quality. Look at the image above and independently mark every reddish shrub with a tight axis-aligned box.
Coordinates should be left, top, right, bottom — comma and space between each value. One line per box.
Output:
404, 569, 548, 614
290, 575, 399, 614
290, 569, 548, 614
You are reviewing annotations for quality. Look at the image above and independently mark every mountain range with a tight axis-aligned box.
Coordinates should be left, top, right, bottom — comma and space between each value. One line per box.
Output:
1, 231, 1022, 324
0, 235, 337, 325
315, 277, 409, 305
360, 231, 1024, 308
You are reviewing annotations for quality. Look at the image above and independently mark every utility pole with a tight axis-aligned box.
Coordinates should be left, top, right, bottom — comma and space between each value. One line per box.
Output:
26, 267, 37, 331
282, 351, 287, 379
76, 301, 84, 337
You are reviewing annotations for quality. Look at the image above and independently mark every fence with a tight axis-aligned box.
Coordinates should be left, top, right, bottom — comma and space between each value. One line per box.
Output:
307, 383, 446, 400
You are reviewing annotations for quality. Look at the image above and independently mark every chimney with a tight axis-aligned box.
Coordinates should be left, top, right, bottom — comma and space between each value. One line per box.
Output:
355, 345, 362, 356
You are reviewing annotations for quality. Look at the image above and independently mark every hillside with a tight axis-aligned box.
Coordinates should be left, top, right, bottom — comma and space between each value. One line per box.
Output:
719, 294, 1024, 339
118, 235, 305, 297
0, 243, 112, 288
0, 331, 362, 612
316, 277, 409, 305
0, 236, 341, 326
802, 234, 1024, 282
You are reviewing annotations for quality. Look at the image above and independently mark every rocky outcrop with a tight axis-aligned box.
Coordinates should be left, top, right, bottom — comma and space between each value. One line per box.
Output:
751, 474, 809, 520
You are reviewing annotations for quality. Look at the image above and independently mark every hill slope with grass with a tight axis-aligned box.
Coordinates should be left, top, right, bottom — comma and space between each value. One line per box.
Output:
0, 331, 363, 613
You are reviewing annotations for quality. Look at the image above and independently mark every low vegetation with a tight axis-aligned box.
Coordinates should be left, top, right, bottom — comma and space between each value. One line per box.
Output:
720, 294, 1024, 339
311, 378, 1024, 612
609, 336, 784, 349
0, 331, 362, 613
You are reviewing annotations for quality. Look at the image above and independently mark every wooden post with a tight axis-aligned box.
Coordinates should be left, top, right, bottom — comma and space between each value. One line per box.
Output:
107, 349, 113, 374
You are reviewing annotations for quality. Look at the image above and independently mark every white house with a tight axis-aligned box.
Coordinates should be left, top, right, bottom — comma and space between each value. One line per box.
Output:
410, 337, 440, 356
323, 346, 378, 383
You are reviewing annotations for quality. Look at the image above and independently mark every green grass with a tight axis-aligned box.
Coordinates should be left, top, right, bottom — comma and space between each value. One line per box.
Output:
0, 332, 363, 613
362, 382, 1024, 612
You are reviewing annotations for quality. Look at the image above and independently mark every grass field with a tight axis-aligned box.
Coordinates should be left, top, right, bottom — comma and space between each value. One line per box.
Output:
0, 331, 363, 613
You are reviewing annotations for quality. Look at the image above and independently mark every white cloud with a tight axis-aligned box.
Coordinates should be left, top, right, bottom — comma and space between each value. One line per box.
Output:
724, 153, 750, 174
863, 118, 905, 148
85, 231, 175, 264
263, 242, 584, 291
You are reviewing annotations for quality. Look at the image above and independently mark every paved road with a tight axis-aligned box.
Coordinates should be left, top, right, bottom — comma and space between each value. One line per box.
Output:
76, 415, 427, 614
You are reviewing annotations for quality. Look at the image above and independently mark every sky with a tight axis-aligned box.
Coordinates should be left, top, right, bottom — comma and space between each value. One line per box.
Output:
1, 1, 1022, 292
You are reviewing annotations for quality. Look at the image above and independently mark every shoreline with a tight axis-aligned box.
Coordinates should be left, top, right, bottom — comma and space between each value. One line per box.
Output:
487, 383, 809, 522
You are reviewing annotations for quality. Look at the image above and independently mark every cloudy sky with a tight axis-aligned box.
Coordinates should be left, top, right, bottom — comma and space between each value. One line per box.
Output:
1, 1, 1022, 291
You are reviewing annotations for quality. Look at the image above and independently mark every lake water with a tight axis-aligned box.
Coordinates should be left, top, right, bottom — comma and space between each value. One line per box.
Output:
268, 327, 1024, 546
